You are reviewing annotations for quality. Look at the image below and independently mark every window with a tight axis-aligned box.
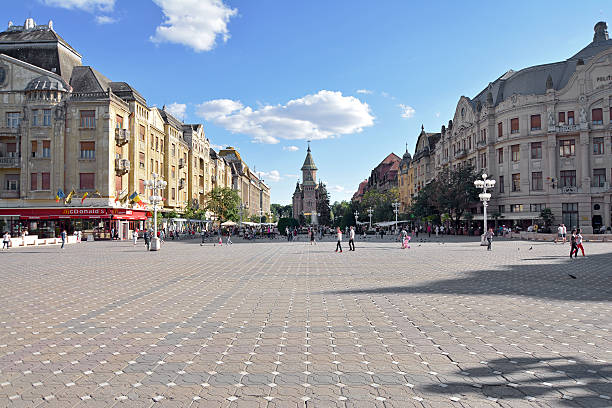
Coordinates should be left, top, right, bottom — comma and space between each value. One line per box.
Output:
43, 109, 51, 126
530, 203, 544, 212
510, 204, 524, 212
567, 111, 574, 125
31, 141, 38, 158
139, 152, 145, 169
80, 142, 95, 159
593, 137, 604, 155
512, 173, 520, 191
139, 179, 145, 195
7, 112, 20, 128
171, 144, 176, 156
532, 171, 543, 190
41, 172, 50, 190
115, 175, 122, 192
498, 205, 505, 213
559, 139, 575, 156
156, 161, 159, 174
510, 118, 519, 134
592, 108, 603, 125
42, 140, 50, 158
6, 143, 16, 157
530, 114, 541, 130
171, 187, 176, 200
80, 110, 95, 128
31, 173, 37, 190
531, 142, 542, 159
32, 109, 39, 126
511, 144, 520, 162
558, 112, 566, 124
5, 175, 18, 190
560, 170, 576, 187
171, 165, 176, 178
79, 173, 95, 190
562, 203, 578, 228
155, 137, 159, 151
139, 125, 145, 142
593, 168, 606, 187
498, 148, 503, 163
499, 175, 504, 193
479, 153, 486, 168
116, 115, 123, 129
497, 122, 503, 138
151, 158, 154, 173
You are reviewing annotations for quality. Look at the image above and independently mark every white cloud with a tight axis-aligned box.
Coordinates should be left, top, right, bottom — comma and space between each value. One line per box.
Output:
435, 112, 440, 118
95, 15, 118, 24
210, 143, 225, 150
356, 89, 373, 94
327, 185, 348, 193
196, 90, 375, 144
165, 102, 187, 119
399, 104, 416, 119
150, 0, 237, 52
42, 0, 115, 12
381, 91, 396, 100
259, 170, 281, 182
283, 145, 299, 152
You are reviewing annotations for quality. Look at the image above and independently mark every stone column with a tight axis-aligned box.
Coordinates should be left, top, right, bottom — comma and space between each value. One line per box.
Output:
604, 195, 611, 229
580, 130, 590, 192
546, 134, 557, 190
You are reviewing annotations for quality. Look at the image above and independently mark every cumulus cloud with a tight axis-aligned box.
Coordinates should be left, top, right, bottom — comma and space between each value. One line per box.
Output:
150, 0, 237, 52
356, 89, 373, 94
399, 104, 416, 119
196, 90, 375, 144
95, 15, 118, 24
283, 145, 299, 152
259, 170, 281, 183
165, 102, 187, 119
42, 0, 115, 11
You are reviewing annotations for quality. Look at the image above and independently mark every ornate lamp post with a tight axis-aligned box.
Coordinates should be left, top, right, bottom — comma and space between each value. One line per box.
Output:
392, 202, 400, 232
354, 210, 359, 226
474, 173, 495, 245
367, 207, 374, 230
144, 172, 167, 251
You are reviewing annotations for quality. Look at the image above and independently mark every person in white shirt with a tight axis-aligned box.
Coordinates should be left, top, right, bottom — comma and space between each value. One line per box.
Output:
335, 227, 343, 253
562, 224, 567, 243
133, 229, 139, 245
348, 226, 355, 251
555, 224, 563, 244
3, 232, 10, 250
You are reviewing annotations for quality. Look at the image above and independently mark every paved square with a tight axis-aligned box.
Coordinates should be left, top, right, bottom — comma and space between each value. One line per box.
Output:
0, 237, 611, 407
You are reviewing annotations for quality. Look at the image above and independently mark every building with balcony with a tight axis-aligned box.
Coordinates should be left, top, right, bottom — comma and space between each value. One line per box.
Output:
404, 21, 612, 233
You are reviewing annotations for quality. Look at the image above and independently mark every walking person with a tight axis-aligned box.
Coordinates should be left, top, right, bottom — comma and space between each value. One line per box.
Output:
144, 229, 151, 251
555, 224, 563, 244
61, 229, 67, 249
335, 227, 343, 253
575, 228, 585, 257
569, 229, 578, 259
132, 229, 138, 245
2, 231, 10, 250
309, 228, 316, 245
348, 226, 355, 251
484, 228, 494, 251
227, 228, 233, 245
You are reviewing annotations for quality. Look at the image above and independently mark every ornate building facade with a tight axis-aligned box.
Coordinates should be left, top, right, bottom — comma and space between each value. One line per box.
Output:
401, 21, 612, 233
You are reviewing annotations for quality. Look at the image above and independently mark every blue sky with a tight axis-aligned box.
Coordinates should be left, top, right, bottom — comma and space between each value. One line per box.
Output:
5, 0, 611, 204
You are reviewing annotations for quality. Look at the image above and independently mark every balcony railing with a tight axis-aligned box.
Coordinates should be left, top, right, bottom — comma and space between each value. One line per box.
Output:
476, 140, 487, 148
454, 149, 467, 159
556, 124, 580, 133
0, 157, 20, 168
591, 181, 610, 192
0, 190, 19, 199
0, 126, 19, 137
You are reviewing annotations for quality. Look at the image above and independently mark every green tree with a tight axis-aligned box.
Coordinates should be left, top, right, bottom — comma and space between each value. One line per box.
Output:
204, 187, 241, 224
435, 164, 479, 232
277, 217, 299, 235
539, 208, 555, 231
316, 183, 331, 226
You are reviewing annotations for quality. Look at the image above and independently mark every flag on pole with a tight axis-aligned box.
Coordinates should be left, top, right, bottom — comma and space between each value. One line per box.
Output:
64, 189, 76, 205
55, 189, 65, 202
81, 192, 89, 204
129, 191, 141, 204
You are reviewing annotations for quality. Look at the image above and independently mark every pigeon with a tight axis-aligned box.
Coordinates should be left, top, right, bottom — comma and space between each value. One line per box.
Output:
529, 246, 533, 250
568, 274, 577, 279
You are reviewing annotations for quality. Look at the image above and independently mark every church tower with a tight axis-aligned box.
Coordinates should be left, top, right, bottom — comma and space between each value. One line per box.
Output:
292, 142, 320, 223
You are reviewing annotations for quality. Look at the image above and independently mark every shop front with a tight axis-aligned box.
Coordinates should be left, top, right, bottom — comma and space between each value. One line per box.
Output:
0, 208, 151, 240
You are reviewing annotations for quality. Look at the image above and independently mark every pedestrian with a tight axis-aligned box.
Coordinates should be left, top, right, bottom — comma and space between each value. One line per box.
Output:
349, 226, 355, 251
555, 224, 563, 243
227, 228, 233, 245
335, 227, 343, 253
427, 224, 431, 237
2, 231, 10, 250
576, 228, 585, 257
435, 225, 439, 237
132, 228, 138, 245
144, 229, 151, 251
562, 223, 567, 243
310, 228, 316, 245
569, 229, 578, 258
61, 229, 67, 249
485, 228, 494, 251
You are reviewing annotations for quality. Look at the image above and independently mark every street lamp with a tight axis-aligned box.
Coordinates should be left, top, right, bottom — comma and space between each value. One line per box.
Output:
367, 207, 374, 230
474, 173, 495, 245
392, 202, 400, 232
144, 173, 167, 251
354, 210, 359, 226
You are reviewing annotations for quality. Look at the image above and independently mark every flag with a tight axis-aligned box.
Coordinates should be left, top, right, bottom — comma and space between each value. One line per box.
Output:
81, 192, 88, 204
64, 189, 75, 205
55, 189, 65, 202
119, 191, 129, 204
129, 192, 141, 204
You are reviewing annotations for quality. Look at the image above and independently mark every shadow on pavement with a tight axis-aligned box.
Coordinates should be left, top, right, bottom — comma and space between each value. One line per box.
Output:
329, 252, 612, 302
421, 356, 611, 407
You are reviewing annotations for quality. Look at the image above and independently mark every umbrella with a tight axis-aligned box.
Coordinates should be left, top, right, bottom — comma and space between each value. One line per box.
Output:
221, 221, 237, 227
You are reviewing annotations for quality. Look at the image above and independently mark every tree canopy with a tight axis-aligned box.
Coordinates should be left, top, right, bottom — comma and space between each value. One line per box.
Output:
204, 187, 241, 223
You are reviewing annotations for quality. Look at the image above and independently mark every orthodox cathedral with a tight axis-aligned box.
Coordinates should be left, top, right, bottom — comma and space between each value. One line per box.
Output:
292, 143, 327, 224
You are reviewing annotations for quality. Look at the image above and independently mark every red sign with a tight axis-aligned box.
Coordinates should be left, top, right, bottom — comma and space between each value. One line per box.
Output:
0, 207, 150, 221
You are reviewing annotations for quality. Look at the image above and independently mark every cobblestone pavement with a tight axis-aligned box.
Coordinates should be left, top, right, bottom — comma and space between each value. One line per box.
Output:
0, 238, 611, 407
